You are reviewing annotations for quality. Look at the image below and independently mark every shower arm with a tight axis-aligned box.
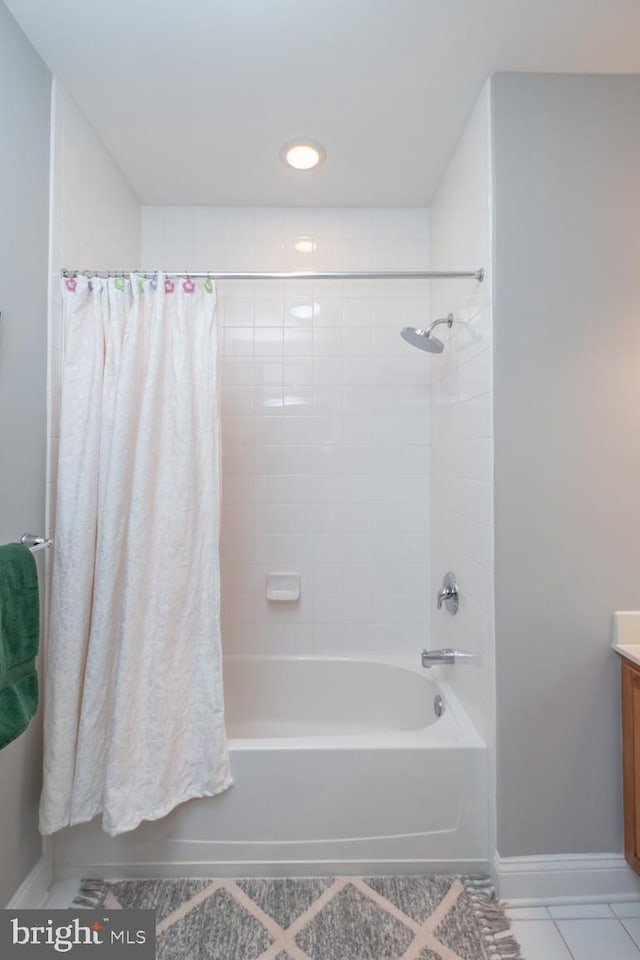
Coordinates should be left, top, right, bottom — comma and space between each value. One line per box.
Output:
427, 314, 454, 334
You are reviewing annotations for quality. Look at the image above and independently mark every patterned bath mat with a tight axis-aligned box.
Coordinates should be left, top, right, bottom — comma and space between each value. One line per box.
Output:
75, 875, 523, 960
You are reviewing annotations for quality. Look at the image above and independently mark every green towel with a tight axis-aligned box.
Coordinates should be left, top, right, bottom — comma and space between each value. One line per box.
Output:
0, 543, 40, 750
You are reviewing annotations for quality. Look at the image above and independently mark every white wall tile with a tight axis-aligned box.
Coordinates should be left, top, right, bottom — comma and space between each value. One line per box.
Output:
255, 299, 284, 327
312, 297, 344, 327
312, 328, 343, 356
284, 328, 313, 357
224, 327, 254, 357
342, 209, 373, 239
163, 234, 195, 267
162, 206, 196, 238
283, 360, 312, 388
152, 204, 431, 657
373, 593, 430, 624
254, 327, 283, 358
222, 358, 257, 386
221, 297, 254, 327
429, 82, 494, 744
257, 416, 341, 446
314, 564, 374, 594
372, 209, 404, 238
343, 298, 374, 327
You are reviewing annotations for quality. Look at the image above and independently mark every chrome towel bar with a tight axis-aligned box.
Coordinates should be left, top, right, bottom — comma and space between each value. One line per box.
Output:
20, 533, 53, 553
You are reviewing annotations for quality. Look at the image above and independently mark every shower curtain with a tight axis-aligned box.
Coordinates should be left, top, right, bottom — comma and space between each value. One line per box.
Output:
40, 274, 232, 837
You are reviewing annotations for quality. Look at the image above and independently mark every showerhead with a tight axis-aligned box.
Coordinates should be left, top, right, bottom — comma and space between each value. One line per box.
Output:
400, 313, 453, 354
400, 327, 445, 353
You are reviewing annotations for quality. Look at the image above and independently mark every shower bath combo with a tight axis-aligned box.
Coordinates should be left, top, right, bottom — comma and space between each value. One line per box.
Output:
51, 264, 487, 877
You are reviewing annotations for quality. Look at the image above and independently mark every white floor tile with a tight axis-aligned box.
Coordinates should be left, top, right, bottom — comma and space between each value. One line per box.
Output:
556, 919, 640, 960
623, 919, 640, 948
509, 920, 573, 960
548, 903, 614, 919
613, 903, 640, 919
506, 906, 551, 920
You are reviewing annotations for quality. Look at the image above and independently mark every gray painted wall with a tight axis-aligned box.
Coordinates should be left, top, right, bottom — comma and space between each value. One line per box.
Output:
493, 73, 640, 856
0, 1, 50, 904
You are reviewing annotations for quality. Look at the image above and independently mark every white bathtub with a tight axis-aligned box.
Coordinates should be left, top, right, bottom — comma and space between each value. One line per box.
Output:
224, 655, 443, 739
54, 656, 489, 878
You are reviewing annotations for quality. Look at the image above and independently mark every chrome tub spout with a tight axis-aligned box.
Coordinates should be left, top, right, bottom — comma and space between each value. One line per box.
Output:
421, 648, 477, 668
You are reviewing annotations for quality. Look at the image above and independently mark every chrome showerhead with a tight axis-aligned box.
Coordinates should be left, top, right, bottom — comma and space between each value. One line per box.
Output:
400, 313, 453, 354
400, 327, 445, 353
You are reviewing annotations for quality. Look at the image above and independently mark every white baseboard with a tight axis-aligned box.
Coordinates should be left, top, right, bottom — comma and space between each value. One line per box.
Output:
6, 856, 52, 909
496, 852, 640, 905
19, 849, 640, 906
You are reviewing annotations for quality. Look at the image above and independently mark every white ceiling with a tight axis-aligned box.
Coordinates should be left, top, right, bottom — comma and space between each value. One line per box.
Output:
5, 0, 640, 206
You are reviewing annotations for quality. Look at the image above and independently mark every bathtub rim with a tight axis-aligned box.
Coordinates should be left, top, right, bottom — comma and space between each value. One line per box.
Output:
222, 653, 485, 751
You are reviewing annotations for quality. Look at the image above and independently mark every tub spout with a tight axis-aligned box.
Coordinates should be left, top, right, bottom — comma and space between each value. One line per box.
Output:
421, 648, 477, 668
421, 648, 455, 668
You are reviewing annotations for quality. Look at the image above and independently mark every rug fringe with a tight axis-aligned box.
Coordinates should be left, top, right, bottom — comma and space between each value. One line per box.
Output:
72, 879, 111, 909
492, 934, 525, 958
463, 876, 525, 960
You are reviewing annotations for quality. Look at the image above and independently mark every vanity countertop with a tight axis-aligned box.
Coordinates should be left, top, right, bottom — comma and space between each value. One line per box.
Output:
613, 642, 640, 667
613, 612, 640, 665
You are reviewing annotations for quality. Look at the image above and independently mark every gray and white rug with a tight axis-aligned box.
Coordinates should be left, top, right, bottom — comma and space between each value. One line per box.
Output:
76, 875, 522, 960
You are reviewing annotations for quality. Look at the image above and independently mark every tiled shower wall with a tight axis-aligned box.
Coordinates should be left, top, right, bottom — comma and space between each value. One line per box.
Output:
429, 83, 494, 742
142, 207, 432, 656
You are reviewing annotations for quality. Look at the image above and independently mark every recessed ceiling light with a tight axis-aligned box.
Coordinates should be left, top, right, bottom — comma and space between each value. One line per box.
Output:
281, 139, 326, 170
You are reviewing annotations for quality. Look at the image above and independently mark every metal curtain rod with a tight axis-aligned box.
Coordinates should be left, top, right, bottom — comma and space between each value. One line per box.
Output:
62, 268, 484, 282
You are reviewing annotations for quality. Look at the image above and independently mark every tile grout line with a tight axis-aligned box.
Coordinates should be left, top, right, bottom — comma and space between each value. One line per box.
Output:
551, 917, 577, 960
550, 914, 640, 960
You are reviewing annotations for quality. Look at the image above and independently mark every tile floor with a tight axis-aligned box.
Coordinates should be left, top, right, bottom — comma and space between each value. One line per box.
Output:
45, 881, 640, 959
506, 901, 640, 960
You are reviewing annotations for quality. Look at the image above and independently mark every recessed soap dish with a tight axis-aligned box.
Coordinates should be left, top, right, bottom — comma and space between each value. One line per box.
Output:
266, 573, 300, 602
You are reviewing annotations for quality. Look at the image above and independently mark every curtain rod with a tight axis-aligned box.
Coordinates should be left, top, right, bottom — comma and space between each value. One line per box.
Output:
61, 269, 484, 282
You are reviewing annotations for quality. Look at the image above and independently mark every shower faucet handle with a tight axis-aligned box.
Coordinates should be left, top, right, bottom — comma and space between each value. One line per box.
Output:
436, 572, 459, 614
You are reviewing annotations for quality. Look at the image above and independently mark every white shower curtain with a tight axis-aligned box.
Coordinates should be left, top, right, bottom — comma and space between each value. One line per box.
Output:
40, 274, 232, 837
